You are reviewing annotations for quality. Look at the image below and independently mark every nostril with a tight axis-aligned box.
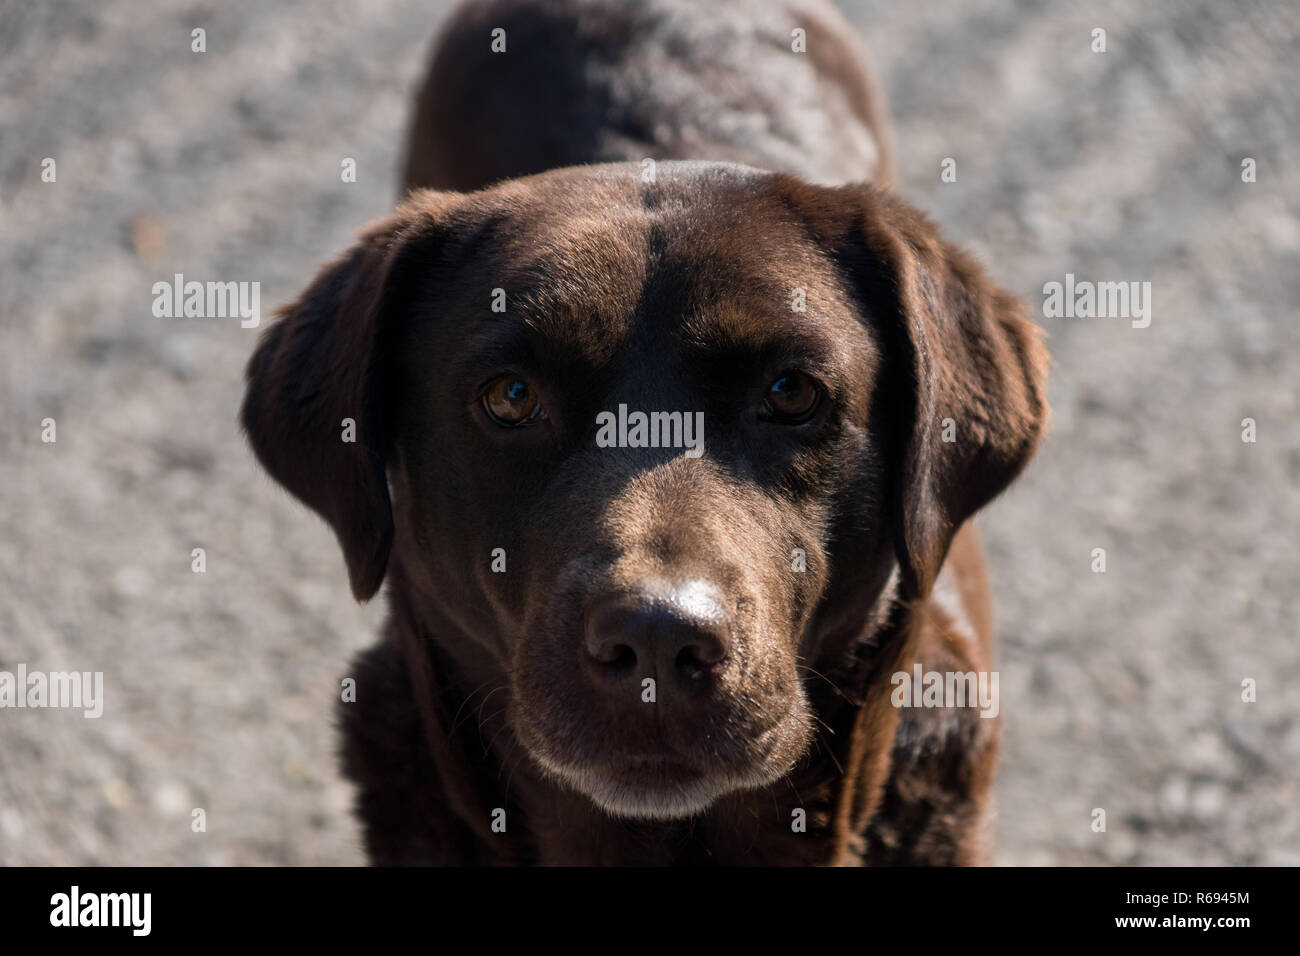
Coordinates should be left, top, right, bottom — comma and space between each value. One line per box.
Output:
602, 643, 637, 672
677, 613, 729, 666
674, 643, 716, 681
585, 630, 638, 666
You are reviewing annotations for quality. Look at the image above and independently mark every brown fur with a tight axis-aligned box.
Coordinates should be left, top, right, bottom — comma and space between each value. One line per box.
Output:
241, 0, 1048, 865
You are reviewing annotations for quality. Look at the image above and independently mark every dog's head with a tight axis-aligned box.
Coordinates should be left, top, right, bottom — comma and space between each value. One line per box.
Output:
242, 162, 1047, 819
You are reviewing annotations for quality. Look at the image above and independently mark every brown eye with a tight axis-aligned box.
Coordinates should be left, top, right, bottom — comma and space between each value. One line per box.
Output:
764, 371, 821, 422
482, 376, 544, 426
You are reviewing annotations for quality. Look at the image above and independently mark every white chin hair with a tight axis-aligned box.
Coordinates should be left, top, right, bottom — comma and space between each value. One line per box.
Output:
580, 776, 729, 821
531, 752, 772, 821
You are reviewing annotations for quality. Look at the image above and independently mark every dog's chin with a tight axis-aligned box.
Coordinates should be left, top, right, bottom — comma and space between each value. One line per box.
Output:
525, 715, 814, 820
515, 687, 816, 820
531, 753, 780, 820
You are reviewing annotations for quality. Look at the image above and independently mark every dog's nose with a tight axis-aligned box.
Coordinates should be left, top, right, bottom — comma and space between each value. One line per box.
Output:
583, 582, 731, 696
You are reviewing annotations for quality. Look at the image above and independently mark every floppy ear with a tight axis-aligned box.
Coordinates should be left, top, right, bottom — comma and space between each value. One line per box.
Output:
862, 188, 1049, 599
786, 179, 1049, 600
240, 193, 459, 601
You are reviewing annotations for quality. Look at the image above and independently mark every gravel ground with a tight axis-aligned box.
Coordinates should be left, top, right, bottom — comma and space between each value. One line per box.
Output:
1, 0, 1296, 865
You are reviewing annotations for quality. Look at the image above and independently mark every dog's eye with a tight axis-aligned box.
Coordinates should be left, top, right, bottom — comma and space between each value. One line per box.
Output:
482, 375, 545, 427
763, 371, 821, 423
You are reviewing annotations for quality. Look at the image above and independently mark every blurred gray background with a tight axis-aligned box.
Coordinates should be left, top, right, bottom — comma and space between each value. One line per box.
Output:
1, 0, 1296, 865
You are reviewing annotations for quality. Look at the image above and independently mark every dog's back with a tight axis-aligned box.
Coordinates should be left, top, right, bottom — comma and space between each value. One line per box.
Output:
403, 0, 893, 192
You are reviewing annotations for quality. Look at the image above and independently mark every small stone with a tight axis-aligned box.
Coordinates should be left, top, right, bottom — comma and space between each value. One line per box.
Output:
130, 216, 167, 263
1158, 776, 1189, 817
103, 778, 133, 810
1188, 782, 1225, 822
153, 780, 190, 817
112, 565, 151, 599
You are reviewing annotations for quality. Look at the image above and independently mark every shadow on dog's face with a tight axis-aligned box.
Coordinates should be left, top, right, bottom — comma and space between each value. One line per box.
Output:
242, 162, 1048, 819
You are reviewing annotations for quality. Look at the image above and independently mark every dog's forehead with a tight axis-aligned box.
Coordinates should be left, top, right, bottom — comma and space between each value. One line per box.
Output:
462, 164, 863, 360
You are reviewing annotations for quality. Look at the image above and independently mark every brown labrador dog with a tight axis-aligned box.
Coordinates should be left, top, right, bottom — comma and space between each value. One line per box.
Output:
242, 0, 1048, 865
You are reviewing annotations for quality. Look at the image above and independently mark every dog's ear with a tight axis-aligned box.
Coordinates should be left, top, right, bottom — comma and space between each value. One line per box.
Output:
858, 188, 1049, 600
241, 192, 460, 601
786, 180, 1049, 600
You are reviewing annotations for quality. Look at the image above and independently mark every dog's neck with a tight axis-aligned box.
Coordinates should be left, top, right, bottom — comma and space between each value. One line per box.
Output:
367, 558, 917, 865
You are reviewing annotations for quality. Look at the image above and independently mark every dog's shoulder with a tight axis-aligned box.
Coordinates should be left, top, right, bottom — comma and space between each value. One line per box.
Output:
338, 635, 492, 865
861, 527, 1000, 865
